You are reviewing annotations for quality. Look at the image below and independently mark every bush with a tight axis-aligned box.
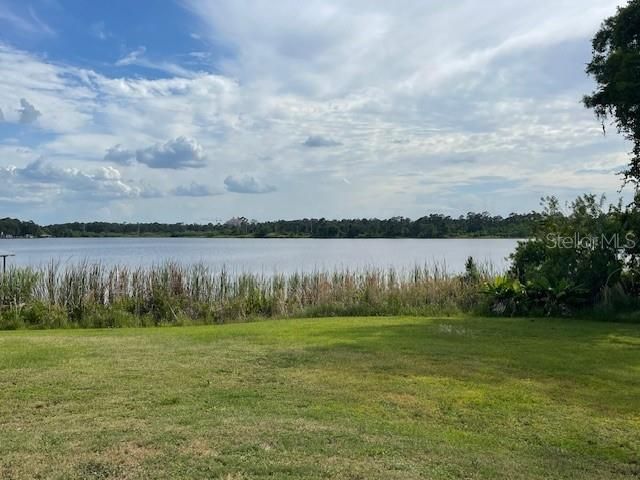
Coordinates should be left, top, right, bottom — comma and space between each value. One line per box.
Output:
20, 302, 69, 329
486, 195, 640, 316
82, 307, 155, 328
0, 302, 68, 329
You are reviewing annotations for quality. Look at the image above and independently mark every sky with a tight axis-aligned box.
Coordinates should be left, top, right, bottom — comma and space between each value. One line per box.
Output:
0, 0, 633, 224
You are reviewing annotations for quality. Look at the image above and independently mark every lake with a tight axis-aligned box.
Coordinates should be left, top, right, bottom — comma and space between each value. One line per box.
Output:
0, 238, 520, 274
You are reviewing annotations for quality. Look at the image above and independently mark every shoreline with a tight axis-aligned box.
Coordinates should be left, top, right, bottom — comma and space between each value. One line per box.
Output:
0, 234, 527, 240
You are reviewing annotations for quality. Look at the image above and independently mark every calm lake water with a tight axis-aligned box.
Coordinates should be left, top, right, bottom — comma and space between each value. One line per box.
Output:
0, 238, 520, 274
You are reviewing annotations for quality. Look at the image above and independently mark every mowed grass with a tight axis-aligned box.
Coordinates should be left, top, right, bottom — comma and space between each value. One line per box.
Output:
0, 317, 639, 479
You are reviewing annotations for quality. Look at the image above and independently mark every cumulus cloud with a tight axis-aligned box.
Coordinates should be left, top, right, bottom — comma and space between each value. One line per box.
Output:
224, 175, 276, 194
104, 144, 135, 165
17, 98, 41, 124
0, 2, 632, 219
0, 108, 4, 122
103, 138, 207, 169
173, 182, 221, 197
0, 46, 95, 134
135, 137, 208, 169
302, 135, 341, 148
0, 159, 149, 201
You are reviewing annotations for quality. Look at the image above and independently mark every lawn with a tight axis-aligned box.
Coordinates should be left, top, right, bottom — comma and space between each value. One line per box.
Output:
0, 317, 638, 479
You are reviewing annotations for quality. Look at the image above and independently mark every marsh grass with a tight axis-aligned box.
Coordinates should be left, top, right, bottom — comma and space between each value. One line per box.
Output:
0, 261, 490, 329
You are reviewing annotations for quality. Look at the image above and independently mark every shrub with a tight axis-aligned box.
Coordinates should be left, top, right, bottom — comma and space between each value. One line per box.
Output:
487, 195, 640, 315
482, 276, 525, 316
20, 302, 69, 329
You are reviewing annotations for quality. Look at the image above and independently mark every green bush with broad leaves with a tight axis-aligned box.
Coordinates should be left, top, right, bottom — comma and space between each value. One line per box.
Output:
484, 194, 639, 316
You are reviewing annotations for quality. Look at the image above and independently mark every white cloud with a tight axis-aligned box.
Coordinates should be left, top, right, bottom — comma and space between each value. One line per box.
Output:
104, 144, 135, 165
135, 137, 208, 169
90, 21, 109, 40
224, 175, 276, 194
173, 182, 221, 196
116, 46, 201, 78
26, 6, 55, 36
303, 135, 341, 148
0, 4, 55, 36
0, 1, 633, 221
17, 98, 41, 124
184, 0, 619, 97
0, 45, 95, 132
0, 159, 151, 201
115, 46, 147, 67
103, 137, 209, 169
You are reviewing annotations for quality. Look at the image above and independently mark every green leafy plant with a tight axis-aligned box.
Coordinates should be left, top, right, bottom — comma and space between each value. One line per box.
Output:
488, 195, 640, 316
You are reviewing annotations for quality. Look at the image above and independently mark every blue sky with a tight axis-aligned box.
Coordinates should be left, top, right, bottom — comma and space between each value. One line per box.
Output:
0, 0, 632, 223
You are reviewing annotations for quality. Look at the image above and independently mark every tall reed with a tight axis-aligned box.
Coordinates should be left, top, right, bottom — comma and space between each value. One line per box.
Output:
0, 261, 491, 329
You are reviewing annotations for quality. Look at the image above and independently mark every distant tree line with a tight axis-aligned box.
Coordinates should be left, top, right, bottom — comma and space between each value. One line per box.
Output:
1, 212, 541, 239
0, 218, 44, 237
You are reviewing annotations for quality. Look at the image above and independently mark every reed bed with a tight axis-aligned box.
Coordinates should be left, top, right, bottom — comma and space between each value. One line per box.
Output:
0, 261, 490, 329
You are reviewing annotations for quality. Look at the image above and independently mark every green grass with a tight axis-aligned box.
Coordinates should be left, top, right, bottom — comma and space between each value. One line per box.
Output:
0, 316, 638, 479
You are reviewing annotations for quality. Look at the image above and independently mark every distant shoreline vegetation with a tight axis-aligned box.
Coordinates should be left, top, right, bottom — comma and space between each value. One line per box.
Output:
0, 213, 540, 239
3, 195, 640, 328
